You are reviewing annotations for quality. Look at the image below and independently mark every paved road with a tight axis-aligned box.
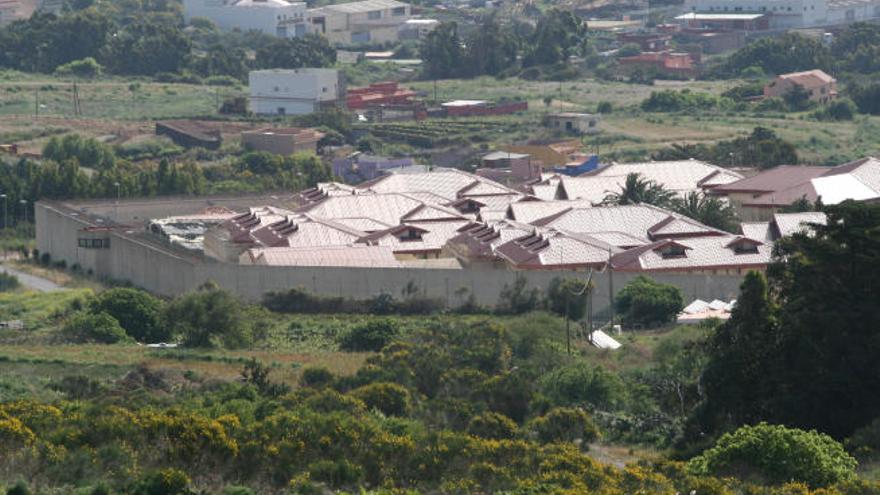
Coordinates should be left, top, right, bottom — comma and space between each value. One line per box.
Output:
0, 264, 63, 292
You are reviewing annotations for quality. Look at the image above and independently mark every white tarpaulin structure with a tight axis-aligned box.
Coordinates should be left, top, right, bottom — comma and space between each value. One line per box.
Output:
677, 298, 736, 324
588, 330, 622, 350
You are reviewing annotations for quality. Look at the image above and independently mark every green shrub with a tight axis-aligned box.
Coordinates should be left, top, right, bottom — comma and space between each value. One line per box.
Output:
89, 288, 167, 343
812, 98, 857, 121
615, 276, 683, 327
339, 319, 399, 352
132, 469, 192, 495
641, 90, 732, 113
688, 423, 857, 487
539, 362, 628, 410
467, 412, 518, 439
6, 481, 30, 495
845, 417, 880, 458
303, 389, 367, 414
300, 366, 335, 388
0, 272, 20, 292
54, 57, 103, 78
350, 382, 411, 416
307, 459, 363, 487
220, 487, 253, 495
531, 407, 599, 444
597, 101, 613, 114
164, 283, 252, 349
62, 312, 130, 344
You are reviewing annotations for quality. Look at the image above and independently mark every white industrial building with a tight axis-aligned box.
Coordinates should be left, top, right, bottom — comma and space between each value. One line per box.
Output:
308, 0, 412, 44
248, 69, 344, 116
681, 0, 880, 27
184, 0, 311, 38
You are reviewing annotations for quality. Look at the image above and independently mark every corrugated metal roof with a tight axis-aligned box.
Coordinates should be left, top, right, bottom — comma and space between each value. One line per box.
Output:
243, 245, 402, 267
316, 0, 406, 14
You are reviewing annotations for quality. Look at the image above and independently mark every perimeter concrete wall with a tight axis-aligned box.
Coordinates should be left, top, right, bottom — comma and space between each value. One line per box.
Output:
37, 201, 746, 310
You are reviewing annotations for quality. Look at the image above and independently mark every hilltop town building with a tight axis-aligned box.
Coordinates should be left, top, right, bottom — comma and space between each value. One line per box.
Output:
764, 69, 837, 103
183, 0, 311, 37
248, 69, 344, 115
680, 0, 880, 29
308, 0, 412, 44
710, 157, 880, 220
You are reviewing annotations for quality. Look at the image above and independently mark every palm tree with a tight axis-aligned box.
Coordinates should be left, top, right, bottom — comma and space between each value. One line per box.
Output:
672, 191, 739, 233
602, 173, 676, 208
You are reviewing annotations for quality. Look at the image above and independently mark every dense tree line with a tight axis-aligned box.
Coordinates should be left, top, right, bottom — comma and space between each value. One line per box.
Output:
0, 134, 332, 222
652, 127, 798, 169
3, 291, 877, 492
0, 9, 335, 78
692, 201, 880, 441
421, 10, 587, 79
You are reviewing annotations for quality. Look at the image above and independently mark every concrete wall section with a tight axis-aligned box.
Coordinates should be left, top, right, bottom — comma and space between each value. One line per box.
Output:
37, 201, 745, 309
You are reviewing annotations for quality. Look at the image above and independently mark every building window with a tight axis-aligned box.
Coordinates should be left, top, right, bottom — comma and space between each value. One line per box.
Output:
397, 228, 423, 242
78, 238, 110, 249
368, 10, 381, 19
392, 6, 406, 15
658, 244, 687, 258
732, 242, 759, 254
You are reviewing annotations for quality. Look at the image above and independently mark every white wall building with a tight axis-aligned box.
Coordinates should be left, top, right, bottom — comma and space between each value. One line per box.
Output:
682, 0, 880, 27
308, 0, 412, 44
248, 69, 343, 116
184, 0, 310, 38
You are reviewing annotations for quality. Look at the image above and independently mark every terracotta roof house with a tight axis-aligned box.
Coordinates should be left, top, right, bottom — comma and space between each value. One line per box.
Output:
740, 211, 828, 243
711, 158, 880, 221
494, 229, 618, 270
556, 159, 743, 203
610, 234, 771, 274
764, 69, 837, 104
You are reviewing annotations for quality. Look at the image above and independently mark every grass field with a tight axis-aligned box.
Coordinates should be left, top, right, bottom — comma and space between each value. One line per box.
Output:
2, 69, 877, 166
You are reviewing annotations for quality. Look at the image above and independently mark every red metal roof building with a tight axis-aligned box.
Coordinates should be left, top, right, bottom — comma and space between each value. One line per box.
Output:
618, 51, 698, 77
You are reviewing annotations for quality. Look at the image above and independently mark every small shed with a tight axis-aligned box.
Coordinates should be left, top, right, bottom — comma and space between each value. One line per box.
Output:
545, 113, 601, 135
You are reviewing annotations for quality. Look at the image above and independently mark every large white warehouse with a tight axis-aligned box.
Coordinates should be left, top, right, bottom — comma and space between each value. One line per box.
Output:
184, 0, 310, 38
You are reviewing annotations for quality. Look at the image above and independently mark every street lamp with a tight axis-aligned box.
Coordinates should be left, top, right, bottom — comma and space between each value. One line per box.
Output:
19, 199, 27, 225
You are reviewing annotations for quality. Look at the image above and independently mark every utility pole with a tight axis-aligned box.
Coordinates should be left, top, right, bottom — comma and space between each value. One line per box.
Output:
114, 181, 120, 221
608, 248, 615, 331
0, 194, 6, 230
565, 291, 571, 355
34, 88, 39, 119
433, 79, 438, 104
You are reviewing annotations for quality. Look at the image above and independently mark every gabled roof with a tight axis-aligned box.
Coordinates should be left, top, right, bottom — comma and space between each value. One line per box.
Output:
400, 203, 467, 222
777, 69, 835, 89
564, 159, 743, 201
648, 215, 726, 239
710, 165, 828, 194
611, 235, 772, 272
357, 169, 520, 202
505, 199, 594, 223
243, 245, 402, 268
772, 211, 827, 239
495, 229, 615, 269
296, 192, 425, 227
358, 220, 470, 253
444, 220, 534, 261
529, 204, 722, 242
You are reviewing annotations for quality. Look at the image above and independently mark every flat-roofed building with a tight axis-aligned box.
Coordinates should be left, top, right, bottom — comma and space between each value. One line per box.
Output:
248, 68, 343, 115
309, 0, 412, 44
241, 127, 324, 155
545, 113, 602, 135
